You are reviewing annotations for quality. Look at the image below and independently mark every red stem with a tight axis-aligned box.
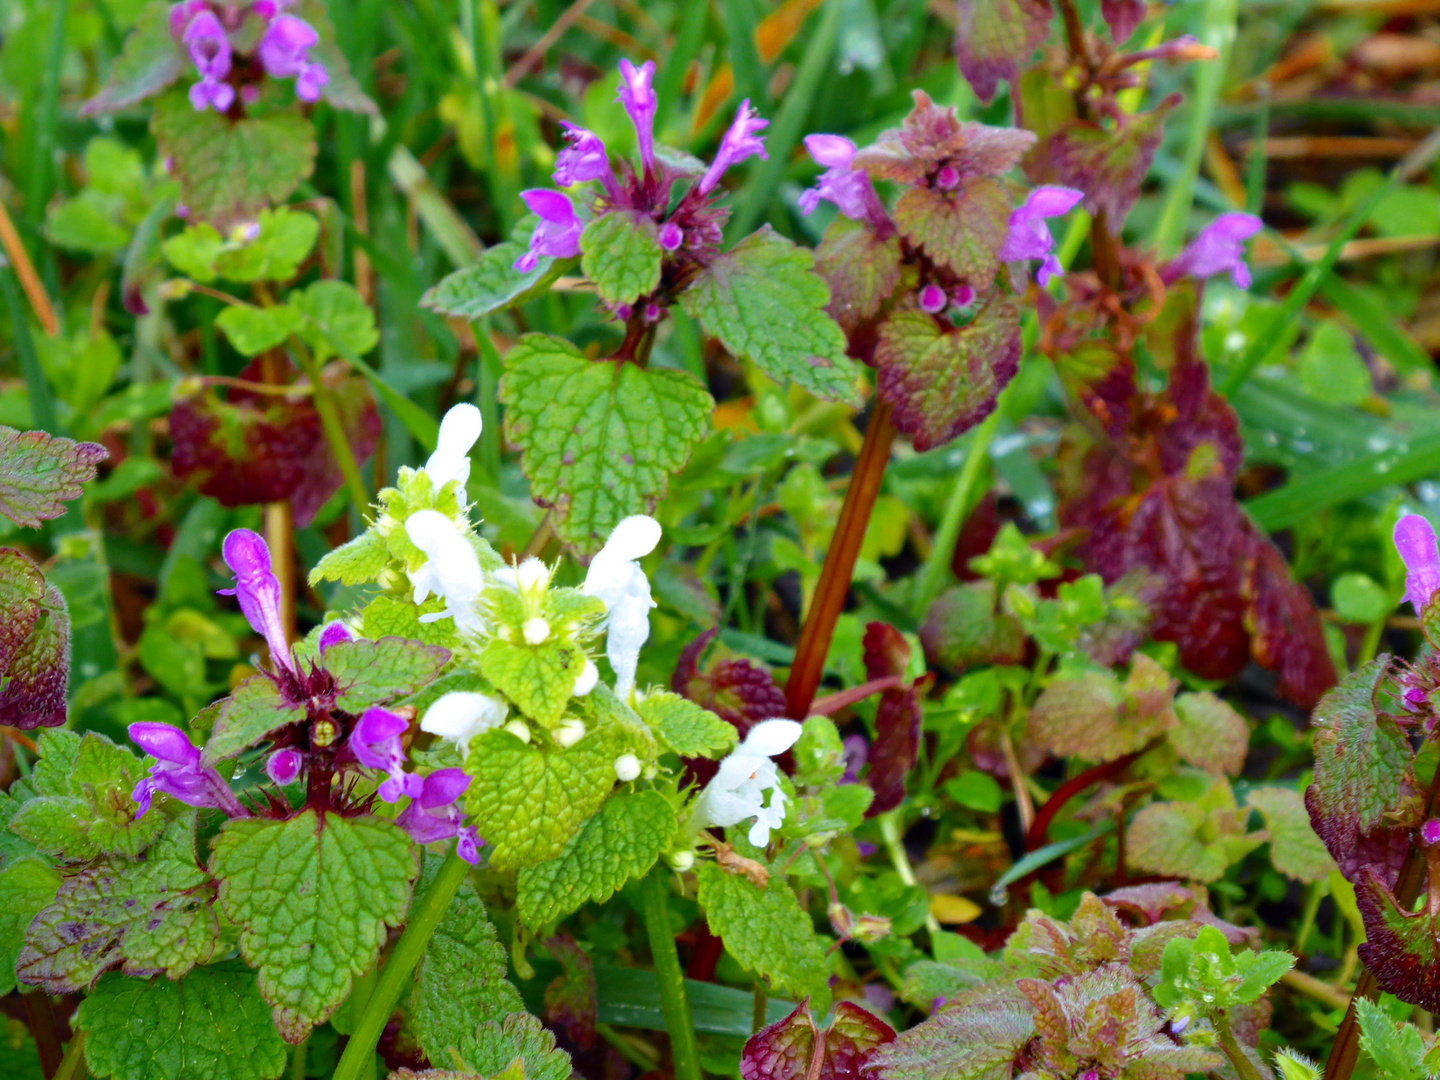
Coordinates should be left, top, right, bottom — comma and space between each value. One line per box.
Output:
1024, 750, 1143, 852
22, 989, 62, 1079
809, 674, 908, 716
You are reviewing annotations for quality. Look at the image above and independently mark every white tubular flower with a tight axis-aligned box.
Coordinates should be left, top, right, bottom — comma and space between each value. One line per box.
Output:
405, 510, 487, 637
573, 658, 599, 697
689, 718, 803, 847
420, 691, 507, 752
423, 403, 483, 490
583, 516, 662, 698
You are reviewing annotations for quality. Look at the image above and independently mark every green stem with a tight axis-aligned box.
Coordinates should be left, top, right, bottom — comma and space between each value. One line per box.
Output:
298, 349, 371, 514
27, 0, 68, 228
348, 967, 378, 1080
879, 810, 941, 936
472, 320, 503, 484
53, 1032, 86, 1080
331, 853, 471, 1080
1293, 878, 1325, 956
1213, 1013, 1266, 1080
1, 269, 58, 434
289, 1037, 308, 1080
640, 869, 701, 1080
752, 983, 768, 1034
911, 410, 1001, 616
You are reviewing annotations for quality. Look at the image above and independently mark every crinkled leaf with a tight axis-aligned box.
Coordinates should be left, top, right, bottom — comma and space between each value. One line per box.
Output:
638, 690, 737, 757
1355, 997, 1432, 1080
464, 728, 619, 870
696, 862, 829, 1001
1355, 868, 1440, 1012
0, 581, 70, 731
853, 94, 1035, 184
954, 0, 1053, 102
743, 999, 896, 1080
360, 594, 457, 649
673, 630, 788, 741
920, 581, 1025, 672
1050, 108, 1169, 230
412, 860, 523, 1065
499, 334, 712, 552
308, 529, 389, 587
867, 1002, 1034, 1080
422, 232, 572, 320
1170, 691, 1249, 777
862, 622, 921, 816
892, 180, 1009, 288
580, 212, 663, 305
812, 218, 902, 333
875, 300, 1021, 451
516, 789, 677, 928
151, 92, 317, 228
1305, 659, 1417, 885
323, 637, 450, 715
478, 638, 586, 730
1028, 654, 1175, 763
0, 549, 44, 677
201, 675, 295, 766
457, 1013, 572, 1080
0, 427, 107, 528
0, 858, 61, 996
292, 280, 380, 361
209, 810, 419, 1042
17, 814, 219, 992
215, 304, 305, 357
679, 227, 859, 405
75, 961, 289, 1080
1248, 787, 1337, 884
543, 934, 597, 1049
1127, 783, 1265, 884
79, 0, 185, 115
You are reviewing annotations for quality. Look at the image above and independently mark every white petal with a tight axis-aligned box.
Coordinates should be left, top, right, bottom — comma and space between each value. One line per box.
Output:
599, 515, 662, 564
747, 817, 773, 847
614, 753, 642, 781
515, 556, 549, 592
405, 511, 483, 597
740, 718, 803, 758
424, 403, 483, 488
605, 597, 651, 699
420, 691, 506, 749
573, 659, 599, 696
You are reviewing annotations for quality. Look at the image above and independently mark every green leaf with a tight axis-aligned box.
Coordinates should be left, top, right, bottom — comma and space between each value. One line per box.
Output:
0, 426, 108, 528
457, 1013, 572, 1080
874, 300, 1021, 451
679, 227, 859, 405
637, 691, 737, 758
0, 858, 61, 996
17, 814, 220, 992
1246, 786, 1336, 884
421, 240, 572, 320
463, 728, 619, 870
580, 212, 664, 305
516, 790, 677, 928
44, 198, 131, 255
201, 675, 296, 766
359, 594, 457, 649
151, 93, 317, 227
892, 180, 1009, 288
162, 210, 319, 285
308, 529, 389, 587
1126, 781, 1266, 884
1169, 691, 1250, 778
292, 280, 380, 361
499, 334, 713, 551
1356, 997, 1430, 1080
215, 304, 305, 357
695, 862, 829, 1002
411, 861, 524, 1065
79, 0, 185, 115
77, 961, 290, 1080
813, 217, 903, 333
1299, 323, 1372, 407
321, 637, 451, 715
793, 716, 846, 787
1234, 949, 1296, 1004
209, 810, 419, 1041
1332, 572, 1393, 625
478, 637, 587, 730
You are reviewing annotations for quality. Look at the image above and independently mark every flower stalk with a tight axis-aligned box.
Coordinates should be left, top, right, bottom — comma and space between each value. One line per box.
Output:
640, 868, 702, 1080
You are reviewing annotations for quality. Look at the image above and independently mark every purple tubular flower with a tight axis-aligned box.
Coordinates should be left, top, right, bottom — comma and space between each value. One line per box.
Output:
554, 122, 617, 195
658, 221, 683, 251
266, 748, 303, 786
841, 734, 868, 784
1396, 514, 1440, 616
1000, 186, 1084, 287
129, 722, 249, 818
350, 707, 423, 803
918, 284, 947, 314
318, 621, 353, 652
182, 10, 233, 113
218, 528, 294, 674
295, 61, 329, 103
797, 134, 892, 234
1162, 211, 1263, 289
617, 59, 658, 178
1423, 818, 1440, 846
395, 768, 483, 864
698, 100, 768, 196
258, 14, 318, 77
512, 189, 583, 272
190, 77, 235, 112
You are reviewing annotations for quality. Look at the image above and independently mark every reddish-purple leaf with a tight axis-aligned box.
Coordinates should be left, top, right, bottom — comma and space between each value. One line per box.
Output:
1355, 867, 1440, 1011
824, 1001, 896, 1080
674, 629, 790, 784
0, 427, 108, 529
543, 934, 597, 1051
954, 0, 1055, 103
853, 92, 1035, 185
0, 582, 70, 730
1101, 0, 1146, 41
920, 581, 1026, 673
741, 999, 895, 1080
814, 218, 903, 334
893, 180, 1010, 289
875, 300, 1021, 451
1100, 882, 1198, 924
862, 622, 922, 816
1049, 104, 1172, 230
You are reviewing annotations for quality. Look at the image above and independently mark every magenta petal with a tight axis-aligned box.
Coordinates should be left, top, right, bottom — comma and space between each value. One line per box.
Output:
220, 528, 293, 673
129, 722, 201, 766
1395, 514, 1436, 570
266, 748, 303, 786
804, 134, 856, 169
318, 621, 353, 652
1027, 185, 1085, 217
520, 188, 577, 226
421, 768, 471, 808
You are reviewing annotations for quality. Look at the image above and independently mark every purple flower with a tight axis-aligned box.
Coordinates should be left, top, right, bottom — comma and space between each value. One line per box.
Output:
1000, 186, 1084, 287
658, 221, 683, 251
554, 123, 617, 194
190, 77, 235, 112
698, 100, 768, 196
318, 621, 352, 652
797, 134, 891, 234
1163, 212, 1263, 289
258, 12, 327, 100
918, 284, 947, 314
1423, 819, 1440, 846
395, 768, 483, 864
841, 734, 868, 784
350, 707, 422, 803
266, 748, 303, 786
182, 10, 233, 113
617, 59, 658, 177
129, 722, 249, 818
513, 189, 583, 272
218, 529, 294, 675
934, 165, 960, 190
294, 61, 329, 103
1396, 514, 1440, 616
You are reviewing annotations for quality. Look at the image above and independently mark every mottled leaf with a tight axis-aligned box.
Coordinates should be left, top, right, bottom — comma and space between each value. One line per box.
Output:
1127, 782, 1265, 884
1050, 107, 1169, 230
696, 862, 829, 1001
0, 427, 108, 528
813, 218, 903, 333
954, 0, 1054, 102
1247, 787, 1335, 884
862, 622, 921, 816
892, 180, 1009, 288
867, 1002, 1033, 1080
853, 94, 1035, 184
457, 1013, 572, 1080
920, 581, 1025, 672
742, 999, 896, 1080
1170, 691, 1249, 777
581, 212, 664, 305
323, 637, 451, 715
1355, 869, 1440, 1012
79, 0, 185, 115
0, 578, 71, 731
201, 675, 295, 766
637, 691, 737, 758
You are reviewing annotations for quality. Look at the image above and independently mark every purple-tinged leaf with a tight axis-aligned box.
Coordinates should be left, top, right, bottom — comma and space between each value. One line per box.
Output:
0, 427, 108, 529
875, 300, 1021, 452
0, 583, 71, 731
1101, 0, 1146, 42
862, 622, 921, 816
954, 0, 1054, 103
741, 999, 895, 1080
673, 630, 789, 742
0, 548, 46, 676
825, 1001, 897, 1079
893, 179, 1010, 288
201, 674, 297, 766
742, 1002, 816, 1080
920, 581, 1025, 673
79, 0, 186, 115
291, 0, 378, 115
853, 93, 1035, 185
1305, 659, 1418, 887
1355, 867, 1440, 1011
544, 934, 597, 1050
814, 217, 903, 334
1050, 105, 1172, 230
867, 1000, 1032, 1080
1100, 882, 1198, 924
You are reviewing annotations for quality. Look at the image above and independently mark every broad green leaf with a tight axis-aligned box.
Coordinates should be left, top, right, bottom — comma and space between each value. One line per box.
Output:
210, 810, 419, 1041
892, 180, 1009, 288
0, 426, 108, 528
17, 814, 219, 992
1126, 781, 1265, 884
695, 862, 829, 1002
1332, 573, 1393, 625
1169, 691, 1249, 778
516, 790, 678, 928
1356, 997, 1429, 1080
421, 241, 571, 320
679, 227, 859, 405
499, 334, 712, 551
478, 637, 586, 729
1299, 323, 1371, 407
359, 594, 457, 649
292, 280, 380, 361
321, 637, 451, 715
1247, 786, 1335, 884
162, 209, 319, 284
79, 0, 186, 115
463, 728, 619, 870
580, 212, 663, 305
201, 675, 296, 766
44, 198, 131, 255
152, 93, 317, 227
0, 858, 61, 996
308, 529, 389, 587
215, 304, 305, 357
76, 961, 290, 1080
11, 729, 82, 800
637, 691, 736, 758
813, 216, 903, 332
457, 1013, 572, 1080
1234, 949, 1296, 1004
411, 861, 524, 1065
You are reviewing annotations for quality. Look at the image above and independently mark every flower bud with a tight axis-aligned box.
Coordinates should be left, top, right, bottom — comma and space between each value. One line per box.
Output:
614, 753, 641, 781
503, 719, 532, 744
667, 850, 696, 872
522, 617, 550, 645
554, 720, 587, 748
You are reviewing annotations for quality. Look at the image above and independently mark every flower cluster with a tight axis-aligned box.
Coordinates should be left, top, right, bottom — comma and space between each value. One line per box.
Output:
688, 718, 804, 847
169, 0, 328, 113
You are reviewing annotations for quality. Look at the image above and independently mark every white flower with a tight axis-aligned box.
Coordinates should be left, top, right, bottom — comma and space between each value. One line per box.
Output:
405, 510, 487, 636
614, 753, 642, 782
688, 718, 802, 847
423, 403, 483, 491
573, 658, 599, 697
583, 515, 661, 698
522, 617, 550, 645
554, 719, 587, 748
420, 690, 507, 751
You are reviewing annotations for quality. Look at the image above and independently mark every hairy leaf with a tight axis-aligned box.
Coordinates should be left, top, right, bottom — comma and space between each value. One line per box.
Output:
862, 622, 922, 816
1355, 869, 1440, 1012
920, 581, 1025, 672
0, 427, 108, 528
696, 862, 829, 1002
0, 577, 71, 731
322, 637, 451, 715
852, 93, 1035, 185
1050, 108, 1169, 230
1355, 997, 1432, 1080
638, 691, 737, 758
814, 218, 903, 333
421, 233, 572, 320
79, 0, 186, 115
867, 1001, 1034, 1080
892, 180, 1009, 288
1127, 782, 1265, 883
478, 637, 587, 730
0, 858, 61, 996
1170, 691, 1249, 777
1247, 787, 1335, 884
201, 676, 296, 766
742, 1000, 895, 1080
954, 0, 1054, 103
457, 1013, 572, 1080
581, 212, 664, 305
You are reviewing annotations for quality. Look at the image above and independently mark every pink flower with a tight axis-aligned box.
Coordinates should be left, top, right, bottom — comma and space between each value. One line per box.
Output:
182, 10, 233, 112
1162, 212, 1263, 289
1423, 818, 1440, 846
318, 620, 352, 652
129, 722, 249, 818
797, 134, 892, 234
918, 284, 947, 314
513, 189, 583, 272
1000, 186, 1084, 287
617, 59, 658, 177
350, 707, 423, 803
218, 529, 293, 675
698, 100, 768, 196
554, 123, 616, 194
258, 12, 327, 100
658, 221, 683, 251
1395, 514, 1440, 616
395, 768, 483, 863
266, 748, 303, 786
